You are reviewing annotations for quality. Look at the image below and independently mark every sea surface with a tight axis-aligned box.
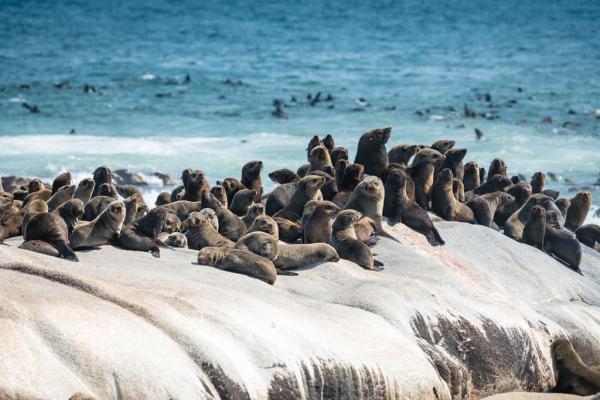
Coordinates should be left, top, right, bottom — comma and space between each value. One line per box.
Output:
0, 0, 599, 219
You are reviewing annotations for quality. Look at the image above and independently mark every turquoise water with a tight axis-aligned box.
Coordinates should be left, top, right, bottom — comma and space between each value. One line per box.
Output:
0, 0, 599, 217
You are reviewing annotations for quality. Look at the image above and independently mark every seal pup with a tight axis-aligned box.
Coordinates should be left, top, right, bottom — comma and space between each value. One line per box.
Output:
438, 148, 467, 181
47, 184, 75, 211
230, 188, 259, 216
565, 191, 592, 231
354, 127, 391, 177
118, 208, 169, 257
70, 201, 126, 249
576, 224, 600, 250
74, 178, 95, 204
409, 148, 445, 209
82, 195, 115, 221
155, 192, 171, 206
332, 163, 364, 209
431, 169, 475, 223
274, 175, 325, 222
241, 160, 263, 190
463, 161, 480, 192
468, 192, 515, 228
531, 172, 546, 194
157, 232, 188, 248
235, 231, 279, 261
242, 203, 265, 228
308, 145, 334, 174
24, 212, 78, 261
330, 147, 349, 166
210, 185, 228, 208
162, 212, 181, 233
52, 171, 72, 194
547, 338, 600, 395
248, 215, 279, 240
197, 247, 277, 284
430, 139, 455, 154
383, 168, 445, 246
54, 198, 84, 235
91, 166, 112, 197
200, 191, 247, 242
275, 242, 339, 270
388, 144, 422, 166
268, 168, 300, 184
331, 210, 383, 271
302, 200, 340, 244
544, 213, 582, 273
554, 198, 570, 218
523, 205, 546, 249
487, 158, 508, 181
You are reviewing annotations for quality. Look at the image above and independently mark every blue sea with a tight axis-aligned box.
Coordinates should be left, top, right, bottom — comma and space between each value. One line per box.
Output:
0, 0, 599, 219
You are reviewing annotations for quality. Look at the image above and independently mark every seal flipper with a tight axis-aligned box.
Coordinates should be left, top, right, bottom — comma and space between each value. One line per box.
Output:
51, 240, 79, 262
372, 259, 384, 271
364, 236, 379, 247
425, 227, 445, 246
151, 246, 160, 258
276, 268, 299, 276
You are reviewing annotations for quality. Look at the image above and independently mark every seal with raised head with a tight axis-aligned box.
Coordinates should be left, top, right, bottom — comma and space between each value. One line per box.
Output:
576, 224, 599, 250
430, 139, 455, 154
302, 200, 340, 244
547, 338, 600, 395
308, 145, 334, 174
452, 179, 465, 203
274, 242, 339, 270
230, 188, 259, 216
24, 212, 78, 261
554, 198, 570, 218
467, 192, 515, 228
97, 184, 117, 199
47, 184, 75, 211
118, 208, 169, 257
330, 147, 349, 166
235, 231, 279, 261
503, 194, 560, 241
322, 134, 335, 152
170, 168, 192, 202
21, 199, 48, 237
241, 160, 263, 190
522, 205, 546, 249
486, 158, 508, 181
181, 169, 210, 202
332, 163, 364, 209
438, 148, 467, 181
463, 161, 480, 192
210, 185, 228, 208
197, 247, 277, 284
217, 177, 246, 205
52, 171, 72, 195
91, 166, 112, 197
158, 200, 203, 221
248, 215, 279, 240
432, 169, 475, 223
268, 168, 300, 184
565, 191, 592, 232
162, 212, 181, 233
54, 198, 84, 235
383, 168, 445, 246
331, 210, 383, 271
184, 208, 234, 250
23, 188, 52, 206
388, 144, 422, 166
74, 178, 95, 204
409, 148, 445, 209
242, 203, 265, 228
274, 175, 325, 222
305, 135, 324, 161
531, 172, 546, 194
28, 178, 44, 194
82, 195, 115, 221
70, 201, 126, 249
344, 176, 386, 229
354, 127, 391, 177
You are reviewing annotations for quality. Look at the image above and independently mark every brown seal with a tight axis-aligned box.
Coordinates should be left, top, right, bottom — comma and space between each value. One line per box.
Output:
92, 166, 112, 197
241, 160, 263, 190
28, 178, 45, 194
522, 205, 546, 249
157, 200, 203, 221
467, 192, 515, 228
184, 209, 233, 250
565, 191, 592, 231
330, 210, 383, 271
197, 247, 277, 284
274, 175, 325, 222
19, 240, 60, 257
70, 201, 126, 249
212, 201, 248, 242
332, 163, 364, 209
24, 212, 78, 261
162, 212, 181, 233
430, 139, 455, 154
306, 135, 324, 161
548, 338, 600, 395
388, 144, 422, 166
531, 172, 546, 194
158, 232, 188, 248
554, 198, 570, 218
544, 214, 582, 273
273, 217, 303, 242
121, 194, 140, 226
181, 169, 210, 202
330, 147, 349, 166
463, 161, 480, 192
354, 127, 391, 177
235, 231, 279, 261
464, 174, 513, 202
217, 177, 247, 205
116, 184, 147, 209
155, 191, 171, 206
242, 203, 265, 228
210, 185, 228, 208
334, 159, 348, 192
383, 164, 415, 202
438, 148, 467, 181
0, 201, 23, 243
170, 168, 192, 202
452, 179, 465, 203
47, 184, 75, 211
51, 171, 72, 194
486, 158, 508, 181
275, 242, 339, 269
302, 200, 340, 244
308, 145, 334, 174
409, 148, 445, 209
503, 194, 559, 240
431, 169, 475, 223
249, 214, 279, 240
23, 188, 52, 206
322, 134, 335, 152
230, 188, 259, 216
344, 176, 386, 230
82, 195, 115, 221
268, 168, 300, 184
383, 168, 445, 246
96, 182, 117, 198
21, 199, 48, 237
575, 224, 599, 250
54, 198, 85, 235
118, 208, 169, 257
74, 178, 95, 204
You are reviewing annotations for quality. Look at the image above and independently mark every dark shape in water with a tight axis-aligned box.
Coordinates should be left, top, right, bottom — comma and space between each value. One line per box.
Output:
22, 103, 40, 113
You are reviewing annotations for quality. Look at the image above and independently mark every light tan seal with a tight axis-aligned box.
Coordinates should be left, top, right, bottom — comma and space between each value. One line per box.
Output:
70, 201, 126, 249
197, 247, 277, 284
330, 210, 383, 271
248, 215, 279, 240
431, 169, 475, 223
565, 191, 592, 232
234, 231, 279, 261
302, 200, 340, 244
274, 242, 339, 269
184, 209, 233, 250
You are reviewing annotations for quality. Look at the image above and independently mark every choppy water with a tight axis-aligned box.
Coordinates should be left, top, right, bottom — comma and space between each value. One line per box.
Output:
0, 0, 599, 218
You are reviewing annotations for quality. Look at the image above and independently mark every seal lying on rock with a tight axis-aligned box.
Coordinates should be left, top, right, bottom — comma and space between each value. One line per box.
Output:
197, 247, 277, 284
576, 224, 600, 250
235, 231, 279, 261
504, 194, 558, 241
70, 201, 126, 249
248, 215, 279, 240
544, 214, 582, 273
548, 338, 600, 395
274, 242, 339, 269
331, 210, 383, 271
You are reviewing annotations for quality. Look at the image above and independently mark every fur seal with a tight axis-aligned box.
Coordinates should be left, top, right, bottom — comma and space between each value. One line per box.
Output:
430, 139, 455, 154
241, 160, 263, 190
331, 210, 383, 271
70, 201, 126, 249
23, 188, 52, 206
47, 184, 75, 211
118, 208, 169, 257
463, 161, 480, 192
576, 224, 600, 250
230, 188, 259, 216
170, 168, 191, 202
181, 169, 210, 202
121, 194, 139, 226
438, 148, 467, 180
248, 215, 279, 240
330, 147, 349, 166
197, 247, 277, 284
308, 145, 334, 174
218, 177, 246, 205
274, 175, 325, 222
210, 185, 228, 208
555, 198, 570, 218
322, 134, 335, 152
432, 169, 475, 223
543, 189, 560, 200
74, 178, 95, 204
523, 205, 546, 249
310, 170, 337, 201
464, 174, 513, 202
21, 199, 48, 237
92, 166, 112, 197
24, 212, 78, 261
268, 168, 300, 184
157, 232, 188, 248
184, 209, 234, 250
302, 200, 340, 243
97, 182, 117, 198
242, 203, 265, 228
548, 338, 600, 395
453, 179, 465, 203
235, 231, 279, 261
409, 148, 445, 209
354, 127, 391, 177
565, 191, 592, 231
54, 198, 84, 235
531, 172, 546, 194
51, 171, 72, 194
306, 135, 323, 160
273, 217, 303, 242
28, 178, 45, 193
487, 158, 508, 181
383, 168, 445, 245
334, 159, 348, 191
19, 239, 60, 257
155, 191, 171, 206
82, 195, 115, 221
544, 216, 582, 272
0, 202, 22, 243
158, 200, 203, 221
343, 176, 387, 229
468, 192, 515, 228
332, 163, 364, 209
275, 242, 339, 269
162, 212, 181, 233
503, 194, 559, 240
388, 144, 422, 166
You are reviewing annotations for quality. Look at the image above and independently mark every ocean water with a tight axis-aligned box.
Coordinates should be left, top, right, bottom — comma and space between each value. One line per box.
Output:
0, 0, 599, 219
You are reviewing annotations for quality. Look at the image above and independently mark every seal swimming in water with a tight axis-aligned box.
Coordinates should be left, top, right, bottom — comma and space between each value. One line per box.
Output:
118, 207, 169, 257
547, 338, 600, 395
331, 210, 383, 271
24, 212, 78, 261
522, 205, 546, 249
70, 201, 126, 249
354, 127, 391, 177
197, 247, 277, 284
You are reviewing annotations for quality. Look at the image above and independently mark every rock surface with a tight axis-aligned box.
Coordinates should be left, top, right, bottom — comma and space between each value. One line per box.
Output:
1, 221, 599, 400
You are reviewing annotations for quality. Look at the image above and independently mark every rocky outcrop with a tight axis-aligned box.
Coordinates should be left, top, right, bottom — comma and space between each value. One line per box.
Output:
0, 221, 599, 399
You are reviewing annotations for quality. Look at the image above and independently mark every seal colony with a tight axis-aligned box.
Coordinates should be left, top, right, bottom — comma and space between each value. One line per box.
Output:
0, 127, 597, 283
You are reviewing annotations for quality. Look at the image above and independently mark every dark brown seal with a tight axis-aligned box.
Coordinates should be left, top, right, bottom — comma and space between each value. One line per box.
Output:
554, 198, 570, 218
181, 169, 210, 202
548, 338, 600, 395
531, 171, 546, 194
249, 215, 279, 240
230, 188, 259, 216
184, 209, 234, 250
46, 184, 75, 211
467, 192, 515, 228
242, 203, 265, 228
330, 147, 349, 166
241, 160, 263, 190
330, 210, 383, 271
24, 212, 78, 261
523, 205, 546, 249
432, 169, 475, 223
92, 166, 112, 197
438, 148, 467, 181
274, 242, 339, 269
118, 207, 169, 257
463, 161, 480, 192
575, 224, 599, 250
210, 185, 228, 208
409, 148, 445, 209
268, 168, 300, 184
51, 171, 72, 194
308, 145, 334, 174
486, 158, 508, 181
74, 178, 95, 204
274, 175, 325, 222
332, 163, 364, 209
155, 191, 171, 206
54, 198, 84, 235
354, 127, 391, 177
430, 139, 455, 154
